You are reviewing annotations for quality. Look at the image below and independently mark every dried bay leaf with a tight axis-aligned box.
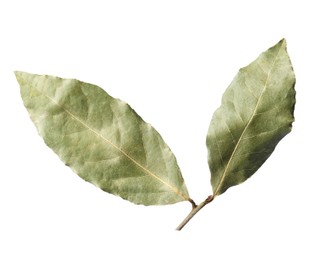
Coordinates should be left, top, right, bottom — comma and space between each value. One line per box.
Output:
16, 72, 190, 205
206, 39, 296, 196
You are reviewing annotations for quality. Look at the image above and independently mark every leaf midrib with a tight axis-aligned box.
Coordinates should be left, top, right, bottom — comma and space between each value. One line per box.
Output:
213, 43, 284, 196
39, 90, 189, 201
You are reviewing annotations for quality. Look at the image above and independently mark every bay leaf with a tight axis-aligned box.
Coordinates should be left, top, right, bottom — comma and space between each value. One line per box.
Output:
16, 72, 190, 205
206, 39, 296, 196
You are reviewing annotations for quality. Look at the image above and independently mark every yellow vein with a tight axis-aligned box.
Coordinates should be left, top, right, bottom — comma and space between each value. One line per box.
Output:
214, 43, 284, 196
43, 93, 189, 201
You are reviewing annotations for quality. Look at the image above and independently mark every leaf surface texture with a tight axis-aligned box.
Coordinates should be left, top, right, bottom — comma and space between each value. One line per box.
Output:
16, 72, 190, 205
206, 39, 296, 196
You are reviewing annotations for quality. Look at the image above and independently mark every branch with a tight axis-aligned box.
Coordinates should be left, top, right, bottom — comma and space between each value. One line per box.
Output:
176, 195, 214, 231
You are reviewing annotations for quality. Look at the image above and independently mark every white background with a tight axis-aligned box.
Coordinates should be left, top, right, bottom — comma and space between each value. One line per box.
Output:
1, 0, 317, 259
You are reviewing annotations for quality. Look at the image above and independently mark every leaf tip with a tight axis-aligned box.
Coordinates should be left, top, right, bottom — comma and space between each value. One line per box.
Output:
14, 70, 22, 77
278, 38, 288, 48
14, 70, 26, 83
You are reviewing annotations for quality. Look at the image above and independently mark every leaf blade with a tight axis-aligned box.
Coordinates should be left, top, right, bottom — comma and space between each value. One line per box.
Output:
206, 39, 296, 196
16, 72, 190, 205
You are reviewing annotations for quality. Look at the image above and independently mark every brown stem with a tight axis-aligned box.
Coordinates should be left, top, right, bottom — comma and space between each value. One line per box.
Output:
188, 198, 197, 209
176, 195, 214, 231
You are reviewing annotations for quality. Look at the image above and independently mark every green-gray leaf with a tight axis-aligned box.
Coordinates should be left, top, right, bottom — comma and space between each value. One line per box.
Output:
206, 39, 296, 197
16, 72, 190, 205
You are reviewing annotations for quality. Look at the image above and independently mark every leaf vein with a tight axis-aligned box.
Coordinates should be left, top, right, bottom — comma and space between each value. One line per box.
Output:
241, 125, 286, 140
222, 118, 237, 145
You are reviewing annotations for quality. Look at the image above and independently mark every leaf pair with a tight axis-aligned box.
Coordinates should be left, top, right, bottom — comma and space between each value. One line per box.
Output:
16, 39, 295, 229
